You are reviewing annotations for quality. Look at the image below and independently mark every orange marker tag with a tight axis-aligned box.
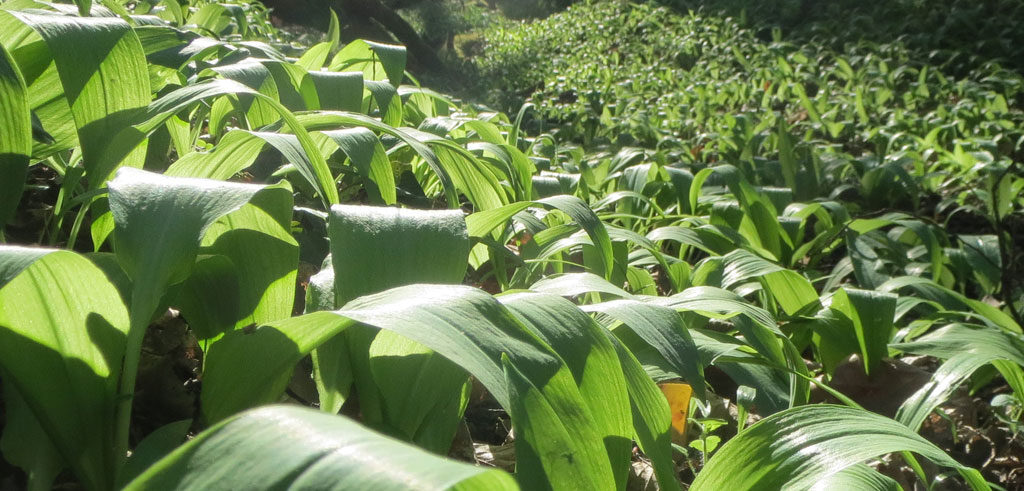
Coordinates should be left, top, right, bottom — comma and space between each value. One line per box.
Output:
658, 382, 692, 445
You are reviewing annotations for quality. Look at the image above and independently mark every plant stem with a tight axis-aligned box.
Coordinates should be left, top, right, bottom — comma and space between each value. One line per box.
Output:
65, 200, 90, 250
114, 282, 163, 472
113, 318, 146, 473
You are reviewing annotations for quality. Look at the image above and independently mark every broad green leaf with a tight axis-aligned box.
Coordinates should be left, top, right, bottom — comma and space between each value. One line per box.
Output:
691, 405, 986, 490
688, 168, 715, 216
0, 248, 128, 491
1, 10, 150, 187
294, 10, 339, 71
540, 195, 614, 279
109, 167, 266, 323
304, 260, 352, 413
762, 269, 820, 316
532, 272, 634, 299
365, 78, 402, 126
499, 292, 633, 489
174, 254, 240, 340
502, 355, 603, 490
810, 464, 902, 491
204, 61, 282, 131
126, 405, 517, 491
654, 286, 777, 331
803, 307, 861, 375
879, 276, 1022, 333
1, 384, 63, 491
646, 225, 740, 257
201, 311, 352, 423
893, 324, 1024, 430
603, 332, 679, 491
164, 129, 267, 180
0, 244, 51, 285
0, 41, 30, 231
830, 288, 897, 375
180, 186, 298, 339
201, 284, 615, 489
117, 419, 191, 487
329, 204, 469, 305
0, 20, 81, 160
367, 332, 471, 454
324, 204, 470, 452
777, 118, 798, 195
331, 39, 406, 86
425, 139, 507, 211
108, 168, 274, 459
721, 249, 819, 315
320, 127, 395, 204
582, 300, 706, 400
307, 70, 363, 111
296, 111, 457, 205
187, 3, 231, 35
466, 196, 615, 278
103, 79, 339, 206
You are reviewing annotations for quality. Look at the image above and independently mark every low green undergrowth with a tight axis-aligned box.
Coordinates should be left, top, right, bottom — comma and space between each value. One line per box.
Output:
0, 0, 1022, 489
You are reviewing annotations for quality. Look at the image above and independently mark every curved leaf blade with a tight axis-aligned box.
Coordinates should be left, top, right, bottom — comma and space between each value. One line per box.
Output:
125, 405, 518, 491
691, 405, 986, 490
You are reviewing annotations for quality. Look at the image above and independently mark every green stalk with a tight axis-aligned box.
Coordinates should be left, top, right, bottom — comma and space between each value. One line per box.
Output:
64, 200, 90, 250
114, 280, 164, 472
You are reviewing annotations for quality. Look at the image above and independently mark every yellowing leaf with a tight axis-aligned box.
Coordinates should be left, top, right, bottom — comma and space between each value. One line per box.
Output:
658, 382, 692, 444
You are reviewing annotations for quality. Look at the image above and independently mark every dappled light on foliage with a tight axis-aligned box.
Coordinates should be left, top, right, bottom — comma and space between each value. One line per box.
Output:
0, 0, 1023, 489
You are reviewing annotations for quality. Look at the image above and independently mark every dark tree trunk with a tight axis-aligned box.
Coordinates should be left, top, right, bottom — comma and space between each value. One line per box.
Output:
261, 0, 445, 74
334, 0, 445, 72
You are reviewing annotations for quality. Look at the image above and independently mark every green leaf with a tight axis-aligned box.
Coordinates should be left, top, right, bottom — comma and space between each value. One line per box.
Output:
1, 10, 151, 188
179, 186, 298, 340
329, 204, 469, 305
173, 254, 240, 340
502, 355, 603, 490
320, 127, 395, 205
829, 287, 897, 375
294, 10, 339, 71
125, 405, 518, 491
201, 285, 616, 489
0, 41, 30, 231
499, 292, 633, 489
532, 272, 634, 299
331, 39, 406, 87
466, 195, 615, 277
893, 324, 1024, 430
721, 249, 819, 316
307, 71, 363, 111
1, 384, 63, 491
879, 276, 1022, 333
104, 79, 339, 206
294, 111, 459, 206
164, 129, 266, 179
811, 464, 901, 491
117, 420, 191, 487
367, 332, 471, 454
0, 248, 128, 491
108, 168, 276, 461
656, 286, 777, 331
691, 405, 986, 490
325, 204, 470, 451
603, 332, 679, 491
582, 300, 706, 401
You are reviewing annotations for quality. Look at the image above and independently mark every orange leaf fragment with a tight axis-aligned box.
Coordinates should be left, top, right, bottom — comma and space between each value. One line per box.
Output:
658, 382, 692, 444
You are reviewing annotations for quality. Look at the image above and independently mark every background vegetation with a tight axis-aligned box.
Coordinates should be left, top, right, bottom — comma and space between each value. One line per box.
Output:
1, 0, 1023, 489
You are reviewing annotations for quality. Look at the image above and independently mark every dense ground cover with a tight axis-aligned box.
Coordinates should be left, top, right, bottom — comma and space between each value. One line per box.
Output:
1, 0, 1023, 489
